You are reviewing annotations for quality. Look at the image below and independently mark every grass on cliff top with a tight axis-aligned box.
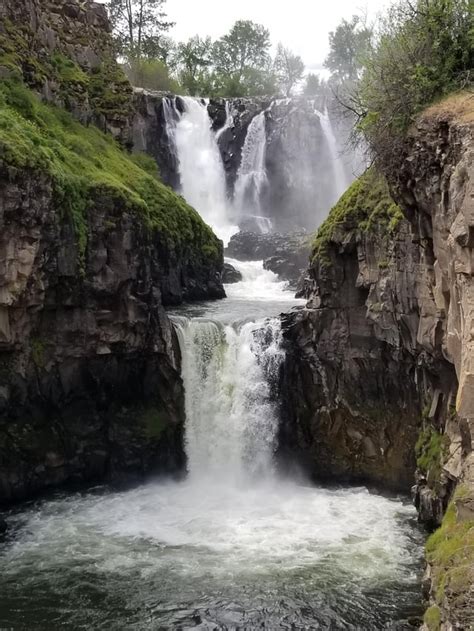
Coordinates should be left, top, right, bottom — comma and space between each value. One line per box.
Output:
0, 80, 220, 261
424, 484, 474, 630
311, 168, 404, 263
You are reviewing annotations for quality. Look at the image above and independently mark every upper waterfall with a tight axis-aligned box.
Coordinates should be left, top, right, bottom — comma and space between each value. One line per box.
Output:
167, 96, 237, 244
233, 110, 269, 229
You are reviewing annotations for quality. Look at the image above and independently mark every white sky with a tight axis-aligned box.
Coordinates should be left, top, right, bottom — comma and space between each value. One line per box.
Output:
166, 0, 393, 72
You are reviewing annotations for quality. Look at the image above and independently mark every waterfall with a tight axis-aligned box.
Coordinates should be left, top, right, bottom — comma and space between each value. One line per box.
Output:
216, 100, 233, 142
167, 96, 237, 244
172, 315, 284, 485
233, 111, 269, 230
317, 107, 349, 200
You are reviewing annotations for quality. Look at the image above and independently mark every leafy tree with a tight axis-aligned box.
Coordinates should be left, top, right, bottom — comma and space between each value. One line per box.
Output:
274, 44, 305, 96
176, 36, 213, 95
350, 0, 473, 164
123, 58, 181, 92
325, 15, 372, 82
107, 0, 174, 60
213, 20, 271, 82
303, 73, 322, 96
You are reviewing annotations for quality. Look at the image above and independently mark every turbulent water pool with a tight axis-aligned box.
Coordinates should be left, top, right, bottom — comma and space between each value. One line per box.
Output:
0, 262, 425, 629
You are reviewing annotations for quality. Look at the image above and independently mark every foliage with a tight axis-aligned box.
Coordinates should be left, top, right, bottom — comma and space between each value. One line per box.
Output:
0, 80, 221, 265
213, 20, 271, 82
107, 0, 174, 61
123, 57, 181, 92
175, 36, 213, 96
423, 605, 441, 631
325, 15, 372, 82
353, 0, 473, 162
274, 44, 305, 96
425, 485, 474, 622
311, 168, 403, 263
303, 73, 322, 97
415, 425, 449, 487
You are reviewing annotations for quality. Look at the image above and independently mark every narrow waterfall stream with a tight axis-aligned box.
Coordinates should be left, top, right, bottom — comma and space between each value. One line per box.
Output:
0, 100, 424, 630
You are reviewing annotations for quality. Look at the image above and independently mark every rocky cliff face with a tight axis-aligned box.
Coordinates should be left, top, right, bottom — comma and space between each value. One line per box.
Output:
280, 95, 474, 628
0, 0, 134, 144
0, 0, 225, 504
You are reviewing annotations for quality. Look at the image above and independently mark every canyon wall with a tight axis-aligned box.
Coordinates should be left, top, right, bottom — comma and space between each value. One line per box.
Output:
281, 96, 474, 629
0, 0, 224, 504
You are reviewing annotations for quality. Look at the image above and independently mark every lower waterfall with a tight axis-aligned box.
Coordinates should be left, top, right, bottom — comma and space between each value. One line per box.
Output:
0, 259, 425, 629
172, 316, 283, 484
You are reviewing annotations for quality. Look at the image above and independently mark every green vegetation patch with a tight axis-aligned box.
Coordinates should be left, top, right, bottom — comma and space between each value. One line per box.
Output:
423, 604, 441, 631
0, 80, 221, 265
415, 425, 449, 488
425, 485, 474, 620
311, 168, 403, 263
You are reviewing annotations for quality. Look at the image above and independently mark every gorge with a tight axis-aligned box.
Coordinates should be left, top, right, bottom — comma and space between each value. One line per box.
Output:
0, 1, 473, 630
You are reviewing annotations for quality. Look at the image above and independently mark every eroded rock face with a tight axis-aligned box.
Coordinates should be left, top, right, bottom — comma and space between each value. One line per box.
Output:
280, 107, 474, 496
280, 100, 474, 629
0, 165, 224, 504
0, 0, 134, 144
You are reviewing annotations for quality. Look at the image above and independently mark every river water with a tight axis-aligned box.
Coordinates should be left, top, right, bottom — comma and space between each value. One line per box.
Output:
0, 261, 424, 630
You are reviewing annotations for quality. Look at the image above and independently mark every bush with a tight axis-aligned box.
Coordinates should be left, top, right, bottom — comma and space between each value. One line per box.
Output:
353, 0, 473, 162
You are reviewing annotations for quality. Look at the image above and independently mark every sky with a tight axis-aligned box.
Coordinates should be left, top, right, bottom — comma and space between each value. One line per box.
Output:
166, 0, 393, 73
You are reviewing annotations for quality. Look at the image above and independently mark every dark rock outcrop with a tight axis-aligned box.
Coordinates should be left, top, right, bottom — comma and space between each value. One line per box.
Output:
226, 230, 310, 286
222, 262, 242, 284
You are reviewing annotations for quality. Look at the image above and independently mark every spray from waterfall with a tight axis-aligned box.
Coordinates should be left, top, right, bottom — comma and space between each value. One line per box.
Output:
316, 107, 350, 200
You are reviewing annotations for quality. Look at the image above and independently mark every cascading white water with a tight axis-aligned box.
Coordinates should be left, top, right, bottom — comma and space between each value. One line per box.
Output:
172, 97, 237, 244
233, 111, 268, 225
317, 107, 350, 199
172, 315, 283, 485
215, 100, 233, 142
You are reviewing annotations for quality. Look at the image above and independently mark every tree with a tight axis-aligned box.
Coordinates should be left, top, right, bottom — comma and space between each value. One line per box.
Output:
107, 0, 174, 60
303, 73, 321, 97
274, 44, 305, 96
347, 0, 473, 166
325, 15, 372, 82
123, 58, 181, 92
176, 36, 213, 95
213, 20, 271, 82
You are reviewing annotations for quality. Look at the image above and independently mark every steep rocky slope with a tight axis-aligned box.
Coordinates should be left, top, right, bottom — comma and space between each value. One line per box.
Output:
0, 0, 225, 504
281, 95, 474, 629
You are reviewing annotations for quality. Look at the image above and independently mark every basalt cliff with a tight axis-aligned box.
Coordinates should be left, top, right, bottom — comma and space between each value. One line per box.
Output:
0, 0, 224, 503
280, 95, 474, 630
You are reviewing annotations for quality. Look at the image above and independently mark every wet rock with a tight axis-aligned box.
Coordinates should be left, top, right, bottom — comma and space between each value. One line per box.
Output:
226, 230, 310, 286
222, 263, 242, 284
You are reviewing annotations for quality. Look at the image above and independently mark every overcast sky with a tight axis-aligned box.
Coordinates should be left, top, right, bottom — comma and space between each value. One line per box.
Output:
166, 0, 393, 72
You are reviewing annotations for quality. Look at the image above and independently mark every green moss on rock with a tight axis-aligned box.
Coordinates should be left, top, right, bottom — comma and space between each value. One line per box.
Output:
424, 604, 441, 631
311, 168, 403, 263
425, 485, 474, 623
0, 80, 221, 265
415, 425, 449, 489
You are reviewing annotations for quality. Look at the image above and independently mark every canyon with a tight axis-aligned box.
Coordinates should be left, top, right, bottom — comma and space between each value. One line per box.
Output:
0, 1, 472, 629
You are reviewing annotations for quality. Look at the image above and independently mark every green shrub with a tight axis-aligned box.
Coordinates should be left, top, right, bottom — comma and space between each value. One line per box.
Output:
355, 0, 473, 162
